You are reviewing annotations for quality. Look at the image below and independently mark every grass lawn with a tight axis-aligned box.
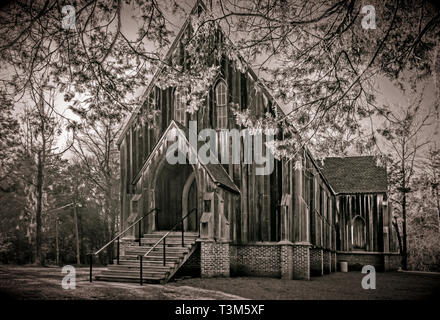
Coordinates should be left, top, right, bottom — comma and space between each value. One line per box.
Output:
170, 271, 440, 300
0, 265, 439, 300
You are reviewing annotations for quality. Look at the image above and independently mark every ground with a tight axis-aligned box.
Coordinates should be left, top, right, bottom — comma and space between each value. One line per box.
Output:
0, 265, 243, 300
0, 265, 439, 300
173, 272, 440, 300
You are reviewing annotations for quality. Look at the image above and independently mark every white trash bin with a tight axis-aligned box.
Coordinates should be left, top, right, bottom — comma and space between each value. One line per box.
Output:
339, 261, 348, 272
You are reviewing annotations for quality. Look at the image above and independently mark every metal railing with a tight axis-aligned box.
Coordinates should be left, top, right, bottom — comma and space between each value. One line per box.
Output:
137, 208, 198, 285
88, 207, 160, 283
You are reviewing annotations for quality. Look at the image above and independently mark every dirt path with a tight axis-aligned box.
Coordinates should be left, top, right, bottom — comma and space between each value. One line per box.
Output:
0, 265, 245, 300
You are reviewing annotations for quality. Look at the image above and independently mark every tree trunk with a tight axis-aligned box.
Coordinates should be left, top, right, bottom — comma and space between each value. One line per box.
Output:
434, 186, 440, 233
74, 204, 81, 265
402, 194, 407, 269
35, 151, 44, 265
105, 210, 113, 264
392, 216, 403, 256
401, 159, 408, 270
104, 185, 116, 265
55, 216, 60, 266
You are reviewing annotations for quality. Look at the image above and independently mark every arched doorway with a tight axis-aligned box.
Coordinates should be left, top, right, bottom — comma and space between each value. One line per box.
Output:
182, 172, 198, 232
155, 161, 197, 230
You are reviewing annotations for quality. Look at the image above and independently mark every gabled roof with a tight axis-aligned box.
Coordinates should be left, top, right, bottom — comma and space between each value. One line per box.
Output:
173, 121, 240, 194
135, 120, 240, 194
116, 1, 385, 198
320, 156, 388, 194
116, 0, 286, 147
116, 2, 202, 147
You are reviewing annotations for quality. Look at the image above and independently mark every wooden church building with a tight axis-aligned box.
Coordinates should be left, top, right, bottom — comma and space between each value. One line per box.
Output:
101, 2, 401, 283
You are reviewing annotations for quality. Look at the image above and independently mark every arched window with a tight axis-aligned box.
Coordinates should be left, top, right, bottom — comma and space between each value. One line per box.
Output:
351, 215, 366, 250
174, 88, 187, 125
215, 80, 228, 129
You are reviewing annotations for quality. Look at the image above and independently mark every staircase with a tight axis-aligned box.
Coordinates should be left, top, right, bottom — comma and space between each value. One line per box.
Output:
95, 231, 199, 284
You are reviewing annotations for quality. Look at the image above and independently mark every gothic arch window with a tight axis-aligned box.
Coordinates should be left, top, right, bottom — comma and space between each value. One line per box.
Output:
215, 80, 228, 129
174, 88, 187, 125
351, 215, 366, 250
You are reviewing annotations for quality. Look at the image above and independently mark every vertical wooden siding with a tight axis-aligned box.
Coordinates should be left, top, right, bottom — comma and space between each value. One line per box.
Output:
118, 21, 391, 252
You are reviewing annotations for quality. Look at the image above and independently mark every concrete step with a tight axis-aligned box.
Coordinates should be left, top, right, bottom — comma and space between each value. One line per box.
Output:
95, 274, 166, 284
113, 257, 181, 265
125, 247, 190, 254
117, 255, 180, 261
119, 254, 184, 264
108, 264, 173, 272
124, 252, 189, 257
115, 259, 177, 267
124, 251, 187, 259
123, 253, 188, 259
95, 232, 199, 285
143, 234, 197, 237
147, 231, 198, 237
100, 269, 168, 278
139, 238, 196, 248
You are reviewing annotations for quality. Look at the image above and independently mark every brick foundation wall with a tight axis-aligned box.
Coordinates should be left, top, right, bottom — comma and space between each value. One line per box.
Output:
230, 243, 281, 277
310, 247, 323, 276
384, 254, 401, 271
337, 252, 401, 271
331, 251, 337, 272
292, 243, 311, 280
280, 242, 293, 280
175, 245, 201, 278
323, 250, 331, 274
200, 241, 230, 277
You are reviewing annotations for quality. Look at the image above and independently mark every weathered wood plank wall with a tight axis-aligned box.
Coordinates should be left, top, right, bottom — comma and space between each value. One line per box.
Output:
335, 193, 396, 252
118, 18, 394, 253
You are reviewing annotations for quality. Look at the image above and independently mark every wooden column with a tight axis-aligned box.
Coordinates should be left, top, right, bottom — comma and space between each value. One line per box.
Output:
383, 198, 390, 252
368, 195, 374, 250
293, 159, 304, 242
240, 145, 248, 242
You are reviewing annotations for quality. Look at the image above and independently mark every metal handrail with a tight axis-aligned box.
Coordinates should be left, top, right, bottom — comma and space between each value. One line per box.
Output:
94, 207, 160, 255
137, 208, 198, 285
143, 232, 171, 258
143, 208, 198, 258
139, 208, 200, 285
88, 207, 160, 282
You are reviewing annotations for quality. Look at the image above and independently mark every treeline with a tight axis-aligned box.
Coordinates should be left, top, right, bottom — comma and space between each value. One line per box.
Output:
406, 149, 440, 271
0, 86, 122, 266
380, 95, 440, 272
0, 155, 117, 266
